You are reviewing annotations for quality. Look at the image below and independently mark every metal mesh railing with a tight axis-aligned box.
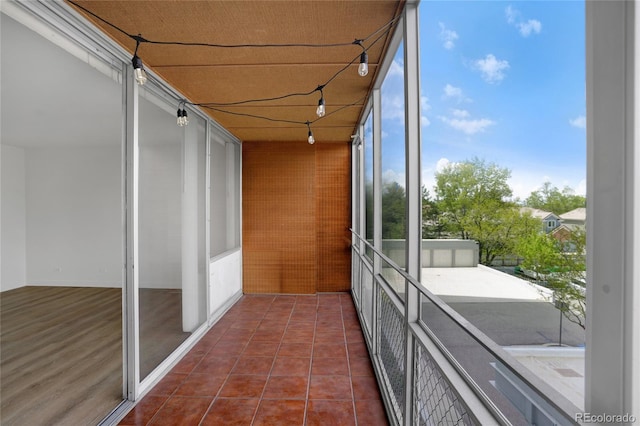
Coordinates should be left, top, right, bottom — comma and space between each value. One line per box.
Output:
378, 289, 406, 423
413, 340, 476, 426
350, 231, 580, 426
361, 264, 374, 337
352, 249, 361, 304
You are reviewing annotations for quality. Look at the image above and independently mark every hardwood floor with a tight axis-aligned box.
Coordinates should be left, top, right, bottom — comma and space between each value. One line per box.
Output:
139, 289, 191, 379
0, 286, 123, 426
1, 286, 192, 425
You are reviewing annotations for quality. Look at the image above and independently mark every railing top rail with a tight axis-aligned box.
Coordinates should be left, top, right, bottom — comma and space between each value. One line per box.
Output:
350, 229, 582, 423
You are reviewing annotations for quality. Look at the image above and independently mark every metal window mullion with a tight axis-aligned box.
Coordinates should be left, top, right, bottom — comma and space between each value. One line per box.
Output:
124, 65, 141, 400
373, 89, 383, 272
205, 121, 212, 325
358, 122, 367, 255
630, 2, 640, 416
403, 2, 422, 425
372, 88, 383, 358
352, 140, 358, 247
352, 138, 361, 306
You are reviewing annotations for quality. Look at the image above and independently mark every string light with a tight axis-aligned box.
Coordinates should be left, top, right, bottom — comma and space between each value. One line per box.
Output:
176, 103, 189, 126
353, 40, 369, 77
131, 39, 147, 85
66, 0, 401, 142
316, 87, 326, 118
358, 51, 369, 77
182, 109, 189, 126
306, 122, 315, 145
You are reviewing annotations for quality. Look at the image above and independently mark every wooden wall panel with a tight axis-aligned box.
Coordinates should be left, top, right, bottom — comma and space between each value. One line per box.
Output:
243, 142, 316, 294
242, 141, 351, 294
316, 144, 352, 292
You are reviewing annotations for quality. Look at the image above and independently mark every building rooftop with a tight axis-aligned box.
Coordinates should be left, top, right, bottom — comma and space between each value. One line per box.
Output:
422, 265, 551, 303
504, 346, 585, 411
559, 207, 586, 222
520, 207, 557, 220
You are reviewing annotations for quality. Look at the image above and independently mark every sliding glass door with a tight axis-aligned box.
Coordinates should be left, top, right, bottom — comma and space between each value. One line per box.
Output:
137, 86, 208, 381
0, 7, 125, 425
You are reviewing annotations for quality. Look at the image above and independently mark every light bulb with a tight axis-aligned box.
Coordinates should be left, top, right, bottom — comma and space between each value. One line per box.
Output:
308, 130, 315, 145
316, 97, 326, 118
182, 109, 189, 126
358, 51, 368, 77
132, 55, 147, 85
177, 108, 183, 126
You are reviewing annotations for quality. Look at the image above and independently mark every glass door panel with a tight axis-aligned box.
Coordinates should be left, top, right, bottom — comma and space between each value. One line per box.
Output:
137, 90, 207, 380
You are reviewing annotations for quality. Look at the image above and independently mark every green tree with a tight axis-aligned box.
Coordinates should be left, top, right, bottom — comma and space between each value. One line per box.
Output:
516, 230, 586, 329
434, 158, 513, 239
433, 158, 533, 264
516, 231, 561, 281
524, 181, 586, 214
463, 204, 541, 265
381, 181, 406, 239
422, 186, 445, 238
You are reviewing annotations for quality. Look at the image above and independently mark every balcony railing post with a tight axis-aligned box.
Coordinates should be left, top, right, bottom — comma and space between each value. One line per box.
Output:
403, 2, 422, 424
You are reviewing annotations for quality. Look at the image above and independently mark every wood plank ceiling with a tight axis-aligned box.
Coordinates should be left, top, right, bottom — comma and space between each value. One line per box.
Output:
67, 1, 404, 143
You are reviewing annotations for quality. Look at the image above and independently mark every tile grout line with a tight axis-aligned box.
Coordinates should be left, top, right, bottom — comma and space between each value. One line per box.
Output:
147, 313, 235, 426
249, 294, 297, 426
342, 295, 360, 426
198, 294, 273, 426
301, 295, 318, 426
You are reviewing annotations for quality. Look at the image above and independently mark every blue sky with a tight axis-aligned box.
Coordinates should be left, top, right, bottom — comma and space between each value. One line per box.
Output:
379, 1, 586, 201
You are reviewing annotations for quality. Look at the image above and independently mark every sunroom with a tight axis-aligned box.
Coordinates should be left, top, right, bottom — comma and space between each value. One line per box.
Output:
0, 1, 638, 425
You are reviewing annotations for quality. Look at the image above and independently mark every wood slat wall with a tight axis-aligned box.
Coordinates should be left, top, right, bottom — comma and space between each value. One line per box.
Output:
316, 144, 352, 292
242, 141, 351, 294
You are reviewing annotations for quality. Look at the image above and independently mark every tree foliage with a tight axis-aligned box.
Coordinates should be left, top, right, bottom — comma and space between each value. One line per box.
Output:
463, 204, 541, 265
524, 181, 586, 214
516, 229, 586, 329
434, 158, 513, 239
432, 158, 535, 264
381, 181, 406, 239
422, 187, 445, 238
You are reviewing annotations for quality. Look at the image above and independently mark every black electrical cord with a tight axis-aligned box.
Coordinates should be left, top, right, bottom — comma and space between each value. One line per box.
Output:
66, 0, 398, 136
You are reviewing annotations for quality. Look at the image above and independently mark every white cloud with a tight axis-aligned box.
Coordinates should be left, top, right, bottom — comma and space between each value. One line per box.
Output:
382, 169, 405, 186
519, 20, 542, 37
439, 116, 495, 135
382, 94, 404, 121
505, 5, 518, 25
388, 59, 404, 77
506, 5, 542, 37
438, 22, 459, 50
442, 84, 471, 103
421, 95, 431, 127
436, 157, 452, 172
451, 109, 470, 118
443, 84, 462, 99
569, 115, 586, 129
421, 96, 431, 112
509, 171, 586, 201
473, 54, 510, 84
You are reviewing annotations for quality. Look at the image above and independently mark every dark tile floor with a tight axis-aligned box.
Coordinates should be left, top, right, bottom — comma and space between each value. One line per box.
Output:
119, 293, 389, 425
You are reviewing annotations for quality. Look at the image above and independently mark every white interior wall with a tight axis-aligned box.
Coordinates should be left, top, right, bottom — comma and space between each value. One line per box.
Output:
137, 95, 184, 289
209, 249, 242, 317
137, 143, 182, 289
209, 136, 228, 257
25, 146, 122, 287
1, 146, 27, 291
